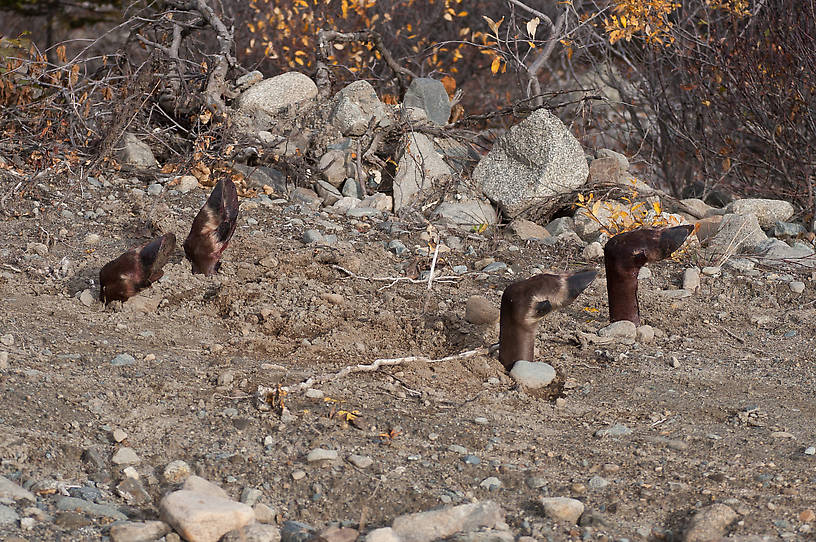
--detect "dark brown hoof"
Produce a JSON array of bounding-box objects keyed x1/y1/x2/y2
[
  {"x1": 184, "y1": 178, "x2": 239, "y2": 275},
  {"x1": 603, "y1": 225, "x2": 693, "y2": 325},
  {"x1": 499, "y1": 268, "x2": 597, "y2": 370},
  {"x1": 100, "y1": 233, "x2": 176, "y2": 303}
]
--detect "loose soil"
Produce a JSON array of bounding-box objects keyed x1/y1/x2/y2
[{"x1": 0, "y1": 176, "x2": 814, "y2": 541}]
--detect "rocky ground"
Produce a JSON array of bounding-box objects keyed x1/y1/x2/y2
[{"x1": 0, "y1": 173, "x2": 815, "y2": 542}]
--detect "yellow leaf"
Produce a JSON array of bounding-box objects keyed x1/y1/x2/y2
[
  {"x1": 591, "y1": 200, "x2": 601, "y2": 215},
  {"x1": 652, "y1": 201, "x2": 661, "y2": 215},
  {"x1": 482, "y1": 15, "x2": 503, "y2": 36},
  {"x1": 577, "y1": 193, "x2": 585, "y2": 203},
  {"x1": 526, "y1": 17, "x2": 540, "y2": 38},
  {"x1": 490, "y1": 56, "x2": 501, "y2": 74}
]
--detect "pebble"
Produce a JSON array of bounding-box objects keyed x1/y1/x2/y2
[
  {"x1": 598, "y1": 320, "x2": 637, "y2": 339},
  {"x1": 636, "y1": 325, "x2": 655, "y2": 343},
  {"x1": 259, "y1": 255, "x2": 279, "y2": 269},
  {"x1": 540, "y1": 497, "x2": 584, "y2": 524},
  {"x1": 306, "y1": 448, "x2": 338, "y2": 462},
  {"x1": 348, "y1": 454, "x2": 374, "y2": 469},
  {"x1": 0, "y1": 334, "x2": 14, "y2": 346},
  {"x1": 0, "y1": 475, "x2": 35, "y2": 502},
  {"x1": 595, "y1": 424, "x2": 633, "y2": 437},
  {"x1": 464, "y1": 296, "x2": 499, "y2": 325},
  {"x1": 159, "y1": 490, "x2": 255, "y2": 542},
  {"x1": 292, "y1": 470, "x2": 306, "y2": 480},
  {"x1": 117, "y1": 477, "x2": 151, "y2": 505},
  {"x1": 790, "y1": 281, "x2": 806, "y2": 293},
  {"x1": 474, "y1": 417, "x2": 489, "y2": 425},
  {"x1": 56, "y1": 496, "x2": 127, "y2": 520},
  {"x1": 588, "y1": 475, "x2": 609, "y2": 489},
  {"x1": 183, "y1": 476, "x2": 229, "y2": 498},
  {"x1": 217, "y1": 370, "x2": 235, "y2": 387},
  {"x1": 701, "y1": 266, "x2": 721, "y2": 276},
  {"x1": 281, "y1": 520, "x2": 316, "y2": 542},
  {"x1": 164, "y1": 460, "x2": 192, "y2": 483},
  {"x1": 448, "y1": 444, "x2": 467, "y2": 454},
  {"x1": 305, "y1": 388, "x2": 324, "y2": 399},
  {"x1": 111, "y1": 353, "x2": 136, "y2": 366},
  {"x1": 391, "y1": 501, "x2": 504, "y2": 542},
  {"x1": 388, "y1": 240, "x2": 408, "y2": 255},
  {"x1": 804, "y1": 446, "x2": 815, "y2": 455},
  {"x1": 0, "y1": 350, "x2": 7, "y2": 370},
  {"x1": 320, "y1": 292, "x2": 344, "y2": 305},
  {"x1": 122, "y1": 466, "x2": 139, "y2": 479},
  {"x1": 112, "y1": 447, "x2": 141, "y2": 465},
  {"x1": 452, "y1": 265, "x2": 468, "y2": 275},
  {"x1": 637, "y1": 267, "x2": 651, "y2": 280},
  {"x1": 79, "y1": 289, "x2": 95, "y2": 306},
  {"x1": 683, "y1": 504, "x2": 737, "y2": 542},
  {"x1": 147, "y1": 183, "x2": 163, "y2": 196},
  {"x1": 0, "y1": 503, "x2": 20, "y2": 525},
  {"x1": 112, "y1": 428, "x2": 128, "y2": 442},
  {"x1": 109, "y1": 520, "x2": 172, "y2": 542},
  {"x1": 479, "y1": 477, "x2": 501, "y2": 490},
  {"x1": 482, "y1": 262, "x2": 507, "y2": 273},
  {"x1": 85, "y1": 233, "x2": 101, "y2": 245},
  {"x1": 582, "y1": 242, "x2": 604, "y2": 260},
  {"x1": 175, "y1": 175, "x2": 199, "y2": 193},
  {"x1": 683, "y1": 268, "x2": 701, "y2": 291},
  {"x1": 221, "y1": 523, "x2": 282, "y2": 542},
  {"x1": 463, "y1": 455, "x2": 481, "y2": 465},
  {"x1": 241, "y1": 487, "x2": 263, "y2": 506},
  {"x1": 303, "y1": 229, "x2": 324, "y2": 244},
  {"x1": 365, "y1": 527, "x2": 400, "y2": 542},
  {"x1": 254, "y1": 502, "x2": 277, "y2": 524},
  {"x1": 800, "y1": 509, "x2": 815, "y2": 522},
  {"x1": 509, "y1": 360, "x2": 556, "y2": 388}
]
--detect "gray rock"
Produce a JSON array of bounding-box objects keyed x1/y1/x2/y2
[
  {"x1": 433, "y1": 199, "x2": 498, "y2": 227},
  {"x1": 474, "y1": 109, "x2": 588, "y2": 217},
  {"x1": 361, "y1": 193, "x2": 393, "y2": 212},
  {"x1": 235, "y1": 70, "x2": 264, "y2": 90},
  {"x1": 56, "y1": 496, "x2": 127, "y2": 520},
  {"x1": 479, "y1": 477, "x2": 501, "y2": 490},
  {"x1": 595, "y1": 424, "x2": 633, "y2": 437},
  {"x1": 303, "y1": 230, "x2": 324, "y2": 244},
  {"x1": 117, "y1": 133, "x2": 158, "y2": 168},
  {"x1": 159, "y1": 490, "x2": 255, "y2": 542},
  {"x1": 233, "y1": 164, "x2": 287, "y2": 195},
  {"x1": 482, "y1": 262, "x2": 507, "y2": 273},
  {"x1": 331, "y1": 80, "x2": 394, "y2": 135},
  {"x1": 596, "y1": 148, "x2": 629, "y2": 171},
  {"x1": 280, "y1": 520, "x2": 316, "y2": 542},
  {"x1": 236, "y1": 72, "x2": 317, "y2": 127},
  {"x1": 306, "y1": 448, "x2": 338, "y2": 462},
  {"x1": 346, "y1": 207, "x2": 381, "y2": 218},
  {"x1": 773, "y1": 221, "x2": 805, "y2": 238},
  {"x1": 365, "y1": 527, "x2": 400, "y2": 542},
  {"x1": 182, "y1": 475, "x2": 229, "y2": 499},
  {"x1": 683, "y1": 267, "x2": 701, "y2": 291},
  {"x1": 163, "y1": 460, "x2": 192, "y2": 484},
  {"x1": 328, "y1": 196, "x2": 359, "y2": 214},
  {"x1": 0, "y1": 350, "x2": 7, "y2": 370},
  {"x1": 348, "y1": 454, "x2": 374, "y2": 469},
  {"x1": 598, "y1": 320, "x2": 637, "y2": 339},
  {"x1": 804, "y1": 446, "x2": 815, "y2": 455},
  {"x1": 636, "y1": 325, "x2": 655, "y2": 343},
  {"x1": 222, "y1": 523, "x2": 282, "y2": 542},
  {"x1": 0, "y1": 503, "x2": 19, "y2": 525},
  {"x1": 111, "y1": 353, "x2": 136, "y2": 366},
  {"x1": 583, "y1": 241, "x2": 604, "y2": 260},
  {"x1": 540, "y1": 497, "x2": 584, "y2": 524},
  {"x1": 112, "y1": 447, "x2": 140, "y2": 465},
  {"x1": 388, "y1": 240, "x2": 408, "y2": 255},
  {"x1": 109, "y1": 520, "x2": 171, "y2": 542},
  {"x1": 0, "y1": 474, "x2": 36, "y2": 502},
  {"x1": 706, "y1": 213, "x2": 768, "y2": 255},
  {"x1": 588, "y1": 475, "x2": 609, "y2": 489},
  {"x1": 341, "y1": 178, "x2": 361, "y2": 199},
  {"x1": 545, "y1": 217, "x2": 575, "y2": 236},
  {"x1": 701, "y1": 266, "x2": 721, "y2": 276},
  {"x1": 726, "y1": 199, "x2": 794, "y2": 229},
  {"x1": 403, "y1": 78, "x2": 451, "y2": 125},
  {"x1": 318, "y1": 150, "x2": 349, "y2": 187},
  {"x1": 314, "y1": 180, "x2": 343, "y2": 205},
  {"x1": 147, "y1": 183, "x2": 163, "y2": 196},
  {"x1": 683, "y1": 504, "x2": 737, "y2": 542},
  {"x1": 509, "y1": 361, "x2": 556, "y2": 388},
  {"x1": 724, "y1": 258, "x2": 755, "y2": 272},
  {"x1": 254, "y1": 502, "x2": 277, "y2": 524},
  {"x1": 789, "y1": 281, "x2": 806, "y2": 293},
  {"x1": 391, "y1": 501, "x2": 504, "y2": 542},
  {"x1": 241, "y1": 487, "x2": 263, "y2": 506},
  {"x1": 464, "y1": 296, "x2": 499, "y2": 325},
  {"x1": 393, "y1": 133, "x2": 452, "y2": 211},
  {"x1": 588, "y1": 157, "x2": 625, "y2": 184},
  {"x1": 117, "y1": 477, "x2": 151, "y2": 505},
  {"x1": 508, "y1": 218, "x2": 549, "y2": 240},
  {"x1": 637, "y1": 266, "x2": 652, "y2": 280},
  {"x1": 753, "y1": 238, "x2": 815, "y2": 267}
]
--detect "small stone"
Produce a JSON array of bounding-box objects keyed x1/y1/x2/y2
[
  {"x1": 241, "y1": 487, "x2": 263, "y2": 506},
  {"x1": 683, "y1": 268, "x2": 701, "y2": 291},
  {"x1": 291, "y1": 470, "x2": 306, "y2": 481},
  {"x1": 509, "y1": 360, "x2": 556, "y2": 388},
  {"x1": 388, "y1": 239, "x2": 408, "y2": 255},
  {"x1": 479, "y1": 477, "x2": 501, "y2": 490},
  {"x1": 163, "y1": 460, "x2": 192, "y2": 484},
  {"x1": 306, "y1": 448, "x2": 338, "y2": 462},
  {"x1": 800, "y1": 509, "x2": 815, "y2": 523},
  {"x1": 85, "y1": 233, "x2": 101, "y2": 245},
  {"x1": 701, "y1": 266, "x2": 721, "y2": 276},
  {"x1": 116, "y1": 477, "x2": 151, "y2": 505},
  {"x1": 222, "y1": 523, "x2": 282, "y2": 542},
  {"x1": 147, "y1": 183, "x2": 163, "y2": 196},
  {"x1": 112, "y1": 447, "x2": 141, "y2": 465},
  {"x1": 112, "y1": 428, "x2": 128, "y2": 443},
  {"x1": 56, "y1": 496, "x2": 127, "y2": 520},
  {"x1": 0, "y1": 351, "x2": 8, "y2": 370},
  {"x1": 182, "y1": 475, "x2": 229, "y2": 498},
  {"x1": 465, "y1": 295, "x2": 499, "y2": 325},
  {"x1": 448, "y1": 444, "x2": 467, "y2": 454},
  {"x1": 366, "y1": 527, "x2": 400, "y2": 542},
  {"x1": 790, "y1": 281, "x2": 806, "y2": 294},
  {"x1": 318, "y1": 526, "x2": 358, "y2": 542},
  {"x1": 595, "y1": 424, "x2": 633, "y2": 437},
  {"x1": 280, "y1": 520, "x2": 316, "y2": 542},
  {"x1": 159, "y1": 490, "x2": 255, "y2": 542},
  {"x1": 175, "y1": 175, "x2": 199, "y2": 193},
  {"x1": 804, "y1": 446, "x2": 815, "y2": 456},
  {"x1": 122, "y1": 466, "x2": 139, "y2": 479},
  {"x1": 0, "y1": 475, "x2": 36, "y2": 502},
  {"x1": 508, "y1": 218, "x2": 549, "y2": 240},
  {"x1": 303, "y1": 229, "x2": 324, "y2": 244},
  {"x1": 304, "y1": 388, "x2": 324, "y2": 399},
  {"x1": 391, "y1": 501, "x2": 504, "y2": 542},
  {"x1": 482, "y1": 262, "x2": 507, "y2": 273},
  {"x1": 684, "y1": 504, "x2": 737, "y2": 542},
  {"x1": 254, "y1": 502, "x2": 277, "y2": 524},
  {"x1": 348, "y1": 454, "x2": 374, "y2": 469},
  {"x1": 636, "y1": 325, "x2": 655, "y2": 343},
  {"x1": 598, "y1": 320, "x2": 637, "y2": 339},
  {"x1": 80, "y1": 289, "x2": 95, "y2": 307},
  {"x1": 638, "y1": 267, "x2": 652, "y2": 280},
  {"x1": 20, "y1": 516, "x2": 35, "y2": 530},
  {"x1": 0, "y1": 334, "x2": 13, "y2": 346},
  {"x1": 217, "y1": 370, "x2": 235, "y2": 387},
  {"x1": 588, "y1": 475, "x2": 609, "y2": 489},
  {"x1": 540, "y1": 497, "x2": 584, "y2": 524},
  {"x1": 110, "y1": 520, "x2": 172, "y2": 542},
  {"x1": 463, "y1": 455, "x2": 481, "y2": 465},
  {"x1": 474, "y1": 417, "x2": 489, "y2": 425},
  {"x1": 320, "y1": 292, "x2": 344, "y2": 305},
  {"x1": 111, "y1": 353, "x2": 136, "y2": 366},
  {"x1": 583, "y1": 242, "x2": 604, "y2": 260},
  {"x1": 259, "y1": 255, "x2": 279, "y2": 269}
]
